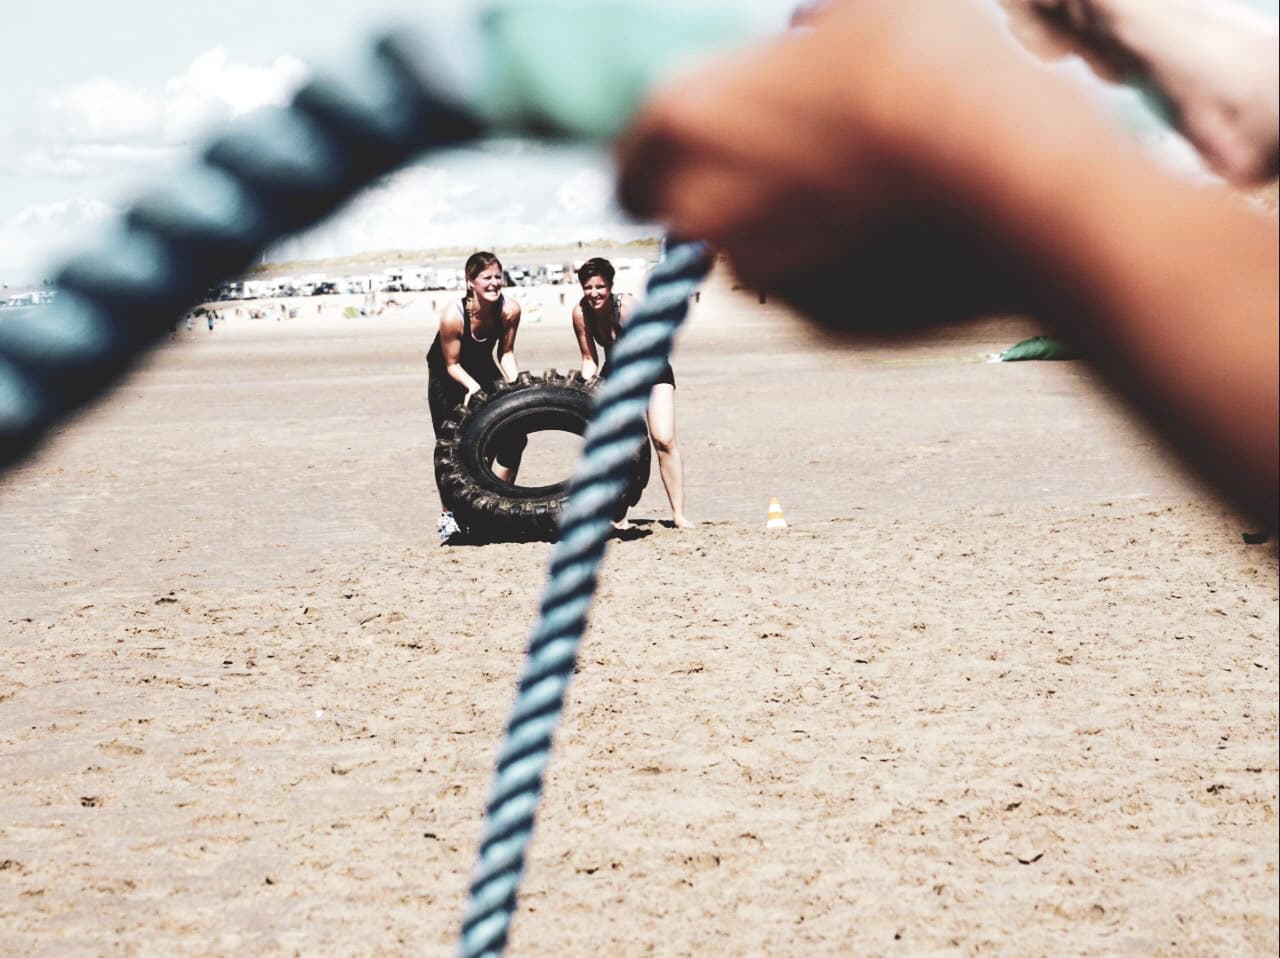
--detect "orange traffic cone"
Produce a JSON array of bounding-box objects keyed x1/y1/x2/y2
[{"x1": 766, "y1": 497, "x2": 788, "y2": 530}]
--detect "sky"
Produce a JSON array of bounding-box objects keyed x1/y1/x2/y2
[
  {"x1": 0, "y1": 0, "x2": 794, "y2": 285},
  {"x1": 1, "y1": 0, "x2": 1274, "y2": 286}
]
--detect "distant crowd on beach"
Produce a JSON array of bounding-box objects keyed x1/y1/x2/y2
[{"x1": 174, "y1": 301, "x2": 299, "y2": 333}]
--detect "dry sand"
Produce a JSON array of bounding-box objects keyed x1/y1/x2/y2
[{"x1": 1, "y1": 275, "x2": 1276, "y2": 955}]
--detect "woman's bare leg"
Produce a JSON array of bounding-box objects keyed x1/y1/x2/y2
[
  {"x1": 491, "y1": 444, "x2": 523, "y2": 484},
  {"x1": 647, "y1": 383, "x2": 693, "y2": 528}
]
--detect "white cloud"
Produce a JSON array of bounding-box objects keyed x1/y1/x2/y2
[
  {"x1": 554, "y1": 167, "x2": 613, "y2": 217},
  {"x1": 11, "y1": 144, "x2": 185, "y2": 179},
  {"x1": 0, "y1": 199, "x2": 117, "y2": 283},
  {"x1": 6, "y1": 48, "x2": 308, "y2": 180},
  {"x1": 36, "y1": 78, "x2": 160, "y2": 143},
  {"x1": 268, "y1": 148, "x2": 651, "y2": 263},
  {"x1": 8, "y1": 198, "x2": 115, "y2": 228},
  {"x1": 162, "y1": 48, "x2": 309, "y2": 141}
]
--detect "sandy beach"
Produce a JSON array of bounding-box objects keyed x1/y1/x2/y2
[{"x1": 1, "y1": 273, "x2": 1276, "y2": 955}]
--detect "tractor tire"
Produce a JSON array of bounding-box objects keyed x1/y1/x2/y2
[{"x1": 434, "y1": 370, "x2": 650, "y2": 542}]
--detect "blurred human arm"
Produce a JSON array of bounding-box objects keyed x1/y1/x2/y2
[
  {"x1": 1006, "y1": 0, "x2": 1280, "y2": 184},
  {"x1": 616, "y1": 0, "x2": 1277, "y2": 525}
]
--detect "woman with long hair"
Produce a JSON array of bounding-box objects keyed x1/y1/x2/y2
[{"x1": 426, "y1": 251, "x2": 525, "y2": 543}]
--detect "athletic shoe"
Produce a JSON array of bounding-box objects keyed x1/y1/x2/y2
[{"x1": 438, "y1": 510, "x2": 462, "y2": 545}]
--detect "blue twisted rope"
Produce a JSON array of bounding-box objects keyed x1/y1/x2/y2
[{"x1": 458, "y1": 239, "x2": 711, "y2": 957}]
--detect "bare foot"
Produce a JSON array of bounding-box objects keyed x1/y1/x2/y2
[
  {"x1": 612, "y1": 519, "x2": 635, "y2": 532},
  {"x1": 671, "y1": 515, "x2": 697, "y2": 530},
  {"x1": 1016, "y1": 0, "x2": 1279, "y2": 183}
]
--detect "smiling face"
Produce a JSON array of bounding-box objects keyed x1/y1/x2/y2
[
  {"x1": 581, "y1": 274, "x2": 612, "y2": 313},
  {"x1": 469, "y1": 262, "x2": 504, "y2": 304}
]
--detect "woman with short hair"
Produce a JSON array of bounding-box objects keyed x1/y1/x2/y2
[{"x1": 571, "y1": 256, "x2": 693, "y2": 529}]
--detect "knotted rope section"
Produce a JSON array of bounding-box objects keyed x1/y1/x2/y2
[{"x1": 0, "y1": 4, "x2": 753, "y2": 957}]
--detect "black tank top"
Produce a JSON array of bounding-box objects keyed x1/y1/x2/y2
[
  {"x1": 427, "y1": 296, "x2": 502, "y2": 384},
  {"x1": 587, "y1": 294, "x2": 624, "y2": 370}
]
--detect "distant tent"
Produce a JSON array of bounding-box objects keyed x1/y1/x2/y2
[{"x1": 1000, "y1": 334, "x2": 1080, "y2": 362}]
